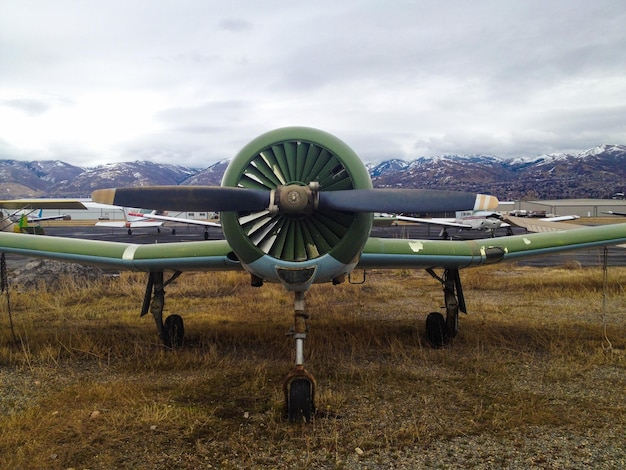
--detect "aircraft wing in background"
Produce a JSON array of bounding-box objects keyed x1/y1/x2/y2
[{"x1": 127, "y1": 211, "x2": 220, "y2": 240}]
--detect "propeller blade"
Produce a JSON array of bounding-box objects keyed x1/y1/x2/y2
[
  {"x1": 318, "y1": 189, "x2": 498, "y2": 213},
  {"x1": 91, "y1": 186, "x2": 270, "y2": 212}
]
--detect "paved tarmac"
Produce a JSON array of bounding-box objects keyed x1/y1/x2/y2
[{"x1": 3, "y1": 221, "x2": 626, "y2": 269}]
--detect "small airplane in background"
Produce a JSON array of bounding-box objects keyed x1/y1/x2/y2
[
  {"x1": 93, "y1": 205, "x2": 221, "y2": 238},
  {"x1": 0, "y1": 198, "x2": 88, "y2": 233},
  {"x1": 393, "y1": 210, "x2": 509, "y2": 238},
  {"x1": 10, "y1": 208, "x2": 72, "y2": 223},
  {"x1": 383, "y1": 210, "x2": 580, "y2": 238},
  {"x1": 127, "y1": 210, "x2": 220, "y2": 240},
  {"x1": 94, "y1": 206, "x2": 166, "y2": 235},
  {"x1": 602, "y1": 211, "x2": 626, "y2": 217}
]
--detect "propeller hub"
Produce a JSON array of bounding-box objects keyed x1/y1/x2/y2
[{"x1": 270, "y1": 183, "x2": 319, "y2": 216}]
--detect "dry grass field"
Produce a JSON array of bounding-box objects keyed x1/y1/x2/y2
[{"x1": 0, "y1": 264, "x2": 625, "y2": 468}]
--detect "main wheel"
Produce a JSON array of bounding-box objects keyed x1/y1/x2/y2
[
  {"x1": 425, "y1": 312, "x2": 448, "y2": 348},
  {"x1": 163, "y1": 314, "x2": 185, "y2": 348}
]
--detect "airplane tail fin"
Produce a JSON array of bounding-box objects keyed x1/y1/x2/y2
[{"x1": 473, "y1": 194, "x2": 499, "y2": 211}]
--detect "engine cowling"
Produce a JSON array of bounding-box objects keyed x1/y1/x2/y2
[{"x1": 220, "y1": 127, "x2": 373, "y2": 290}]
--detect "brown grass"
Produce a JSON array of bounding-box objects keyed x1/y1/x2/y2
[{"x1": 0, "y1": 265, "x2": 625, "y2": 468}]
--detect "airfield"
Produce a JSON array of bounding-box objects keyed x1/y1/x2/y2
[{"x1": 1, "y1": 219, "x2": 626, "y2": 467}]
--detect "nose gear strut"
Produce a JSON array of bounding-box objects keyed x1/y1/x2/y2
[{"x1": 283, "y1": 291, "x2": 316, "y2": 422}]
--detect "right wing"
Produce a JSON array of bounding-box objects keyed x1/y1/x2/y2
[
  {"x1": 395, "y1": 215, "x2": 472, "y2": 229},
  {"x1": 502, "y1": 215, "x2": 585, "y2": 233}
]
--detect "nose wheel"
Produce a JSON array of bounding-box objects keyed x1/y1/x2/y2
[{"x1": 283, "y1": 291, "x2": 316, "y2": 422}]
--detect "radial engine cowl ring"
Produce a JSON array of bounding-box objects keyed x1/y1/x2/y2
[{"x1": 220, "y1": 127, "x2": 373, "y2": 267}]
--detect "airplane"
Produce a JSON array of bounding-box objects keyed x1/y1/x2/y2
[
  {"x1": 94, "y1": 206, "x2": 166, "y2": 235},
  {"x1": 1, "y1": 126, "x2": 626, "y2": 423},
  {"x1": 393, "y1": 210, "x2": 508, "y2": 238},
  {"x1": 126, "y1": 210, "x2": 221, "y2": 240},
  {"x1": 382, "y1": 211, "x2": 580, "y2": 239},
  {"x1": 0, "y1": 198, "x2": 88, "y2": 233},
  {"x1": 8, "y1": 208, "x2": 72, "y2": 223},
  {"x1": 602, "y1": 211, "x2": 626, "y2": 217}
]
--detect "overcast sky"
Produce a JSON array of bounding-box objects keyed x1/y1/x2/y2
[{"x1": 1, "y1": 0, "x2": 625, "y2": 168}]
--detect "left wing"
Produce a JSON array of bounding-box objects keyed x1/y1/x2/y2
[{"x1": 358, "y1": 223, "x2": 626, "y2": 269}]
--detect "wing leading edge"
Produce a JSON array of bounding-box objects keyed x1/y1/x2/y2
[
  {"x1": 358, "y1": 223, "x2": 626, "y2": 269},
  {"x1": 0, "y1": 232, "x2": 240, "y2": 272}
]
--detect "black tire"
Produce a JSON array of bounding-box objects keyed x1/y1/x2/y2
[
  {"x1": 204, "y1": 231, "x2": 209, "y2": 240},
  {"x1": 426, "y1": 312, "x2": 448, "y2": 348},
  {"x1": 171, "y1": 228, "x2": 176, "y2": 235},
  {"x1": 287, "y1": 377, "x2": 313, "y2": 423},
  {"x1": 163, "y1": 314, "x2": 184, "y2": 348}
]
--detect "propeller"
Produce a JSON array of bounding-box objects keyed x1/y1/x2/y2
[
  {"x1": 91, "y1": 185, "x2": 498, "y2": 215},
  {"x1": 91, "y1": 187, "x2": 270, "y2": 213},
  {"x1": 318, "y1": 189, "x2": 498, "y2": 213}
]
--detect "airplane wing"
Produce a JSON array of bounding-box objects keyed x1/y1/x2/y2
[
  {"x1": 95, "y1": 220, "x2": 164, "y2": 229},
  {"x1": 2, "y1": 222, "x2": 623, "y2": 273},
  {"x1": 127, "y1": 211, "x2": 221, "y2": 228},
  {"x1": 29, "y1": 214, "x2": 71, "y2": 222},
  {"x1": 395, "y1": 215, "x2": 473, "y2": 229},
  {"x1": 0, "y1": 198, "x2": 88, "y2": 210},
  {"x1": 0, "y1": 231, "x2": 239, "y2": 272},
  {"x1": 358, "y1": 223, "x2": 626, "y2": 269},
  {"x1": 502, "y1": 215, "x2": 585, "y2": 233}
]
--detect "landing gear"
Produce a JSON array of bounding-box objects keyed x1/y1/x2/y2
[
  {"x1": 283, "y1": 291, "x2": 316, "y2": 422},
  {"x1": 425, "y1": 268, "x2": 465, "y2": 347},
  {"x1": 204, "y1": 230, "x2": 209, "y2": 240},
  {"x1": 425, "y1": 312, "x2": 447, "y2": 348},
  {"x1": 142, "y1": 271, "x2": 184, "y2": 347},
  {"x1": 163, "y1": 314, "x2": 184, "y2": 348}
]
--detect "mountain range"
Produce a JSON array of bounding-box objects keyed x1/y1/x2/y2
[{"x1": 1, "y1": 144, "x2": 625, "y2": 201}]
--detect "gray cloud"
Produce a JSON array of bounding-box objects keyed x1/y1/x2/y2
[{"x1": 0, "y1": 0, "x2": 625, "y2": 167}]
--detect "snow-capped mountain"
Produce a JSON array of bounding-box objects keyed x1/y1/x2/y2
[{"x1": 0, "y1": 144, "x2": 624, "y2": 200}]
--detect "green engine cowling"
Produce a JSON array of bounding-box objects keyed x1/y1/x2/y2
[{"x1": 220, "y1": 127, "x2": 373, "y2": 290}]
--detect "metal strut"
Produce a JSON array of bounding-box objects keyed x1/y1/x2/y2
[
  {"x1": 141, "y1": 271, "x2": 182, "y2": 339},
  {"x1": 284, "y1": 290, "x2": 316, "y2": 422}
]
